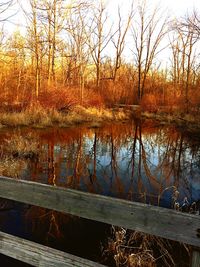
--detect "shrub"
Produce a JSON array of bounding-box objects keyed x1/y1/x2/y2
[
  {"x1": 103, "y1": 226, "x2": 184, "y2": 267},
  {"x1": 38, "y1": 88, "x2": 77, "y2": 112},
  {"x1": 140, "y1": 94, "x2": 158, "y2": 113},
  {"x1": 0, "y1": 157, "x2": 27, "y2": 178},
  {"x1": 82, "y1": 90, "x2": 104, "y2": 108}
]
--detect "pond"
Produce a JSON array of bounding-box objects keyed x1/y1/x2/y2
[{"x1": 0, "y1": 120, "x2": 199, "y2": 266}]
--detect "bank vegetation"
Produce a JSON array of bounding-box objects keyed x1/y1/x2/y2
[{"x1": 0, "y1": 0, "x2": 199, "y2": 128}]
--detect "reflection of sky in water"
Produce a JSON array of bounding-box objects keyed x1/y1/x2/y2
[
  {"x1": 18, "y1": 125, "x2": 200, "y2": 210},
  {"x1": 1, "y1": 124, "x2": 199, "y2": 267}
]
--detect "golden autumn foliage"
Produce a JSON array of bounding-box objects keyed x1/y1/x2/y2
[{"x1": 0, "y1": 0, "x2": 199, "y2": 121}]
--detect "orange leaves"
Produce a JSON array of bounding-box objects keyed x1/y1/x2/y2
[
  {"x1": 140, "y1": 94, "x2": 158, "y2": 113},
  {"x1": 83, "y1": 91, "x2": 104, "y2": 108},
  {"x1": 38, "y1": 88, "x2": 78, "y2": 112}
]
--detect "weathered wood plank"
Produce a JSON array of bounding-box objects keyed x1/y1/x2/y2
[
  {"x1": 0, "y1": 231, "x2": 106, "y2": 267},
  {"x1": 0, "y1": 176, "x2": 200, "y2": 247},
  {"x1": 191, "y1": 250, "x2": 200, "y2": 267}
]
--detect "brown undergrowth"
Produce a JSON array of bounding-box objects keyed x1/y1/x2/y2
[
  {"x1": 0, "y1": 105, "x2": 130, "y2": 128},
  {"x1": 0, "y1": 157, "x2": 27, "y2": 178},
  {"x1": 102, "y1": 226, "x2": 181, "y2": 267},
  {"x1": 3, "y1": 131, "x2": 39, "y2": 158},
  {"x1": 0, "y1": 131, "x2": 40, "y2": 178},
  {"x1": 102, "y1": 186, "x2": 198, "y2": 267}
]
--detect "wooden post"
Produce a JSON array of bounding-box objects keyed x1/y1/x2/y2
[{"x1": 191, "y1": 249, "x2": 200, "y2": 267}]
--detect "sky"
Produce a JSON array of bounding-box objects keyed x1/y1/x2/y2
[
  {"x1": 4, "y1": 0, "x2": 200, "y2": 24},
  {"x1": 1, "y1": 0, "x2": 200, "y2": 67},
  {"x1": 3, "y1": 0, "x2": 200, "y2": 33},
  {"x1": 153, "y1": 0, "x2": 199, "y2": 15},
  {"x1": 105, "y1": 0, "x2": 200, "y2": 65},
  {"x1": 107, "y1": 0, "x2": 199, "y2": 15}
]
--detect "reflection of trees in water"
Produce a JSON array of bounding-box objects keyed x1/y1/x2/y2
[
  {"x1": 24, "y1": 123, "x2": 200, "y2": 205},
  {"x1": 141, "y1": 126, "x2": 200, "y2": 204},
  {"x1": 25, "y1": 206, "x2": 76, "y2": 244},
  {"x1": 23, "y1": 204, "x2": 110, "y2": 264}
]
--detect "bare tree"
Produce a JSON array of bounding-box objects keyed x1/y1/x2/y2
[
  {"x1": 7, "y1": 30, "x2": 26, "y2": 102},
  {"x1": 183, "y1": 10, "x2": 200, "y2": 38},
  {"x1": 35, "y1": 0, "x2": 66, "y2": 85},
  {"x1": 20, "y1": 0, "x2": 42, "y2": 98},
  {"x1": 0, "y1": 0, "x2": 15, "y2": 22},
  {"x1": 170, "y1": 17, "x2": 199, "y2": 110},
  {"x1": 131, "y1": 0, "x2": 169, "y2": 102},
  {"x1": 31, "y1": 0, "x2": 40, "y2": 97},
  {"x1": 169, "y1": 34, "x2": 181, "y2": 93},
  {"x1": 65, "y1": 2, "x2": 91, "y2": 102},
  {"x1": 86, "y1": 0, "x2": 113, "y2": 89},
  {"x1": 112, "y1": 5, "x2": 134, "y2": 82}
]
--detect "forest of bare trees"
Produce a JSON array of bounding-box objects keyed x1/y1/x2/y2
[{"x1": 0, "y1": 0, "x2": 200, "y2": 113}]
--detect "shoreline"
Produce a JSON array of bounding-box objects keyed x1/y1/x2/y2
[
  {"x1": 0, "y1": 106, "x2": 130, "y2": 129},
  {"x1": 141, "y1": 111, "x2": 200, "y2": 132},
  {"x1": 0, "y1": 105, "x2": 199, "y2": 133}
]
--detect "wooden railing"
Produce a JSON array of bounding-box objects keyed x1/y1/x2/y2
[{"x1": 0, "y1": 176, "x2": 199, "y2": 266}]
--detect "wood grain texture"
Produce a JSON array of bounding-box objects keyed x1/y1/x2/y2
[
  {"x1": 0, "y1": 231, "x2": 106, "y2": 267},
  {"x1": 191, "y1": 250, "x2": 200, "y2": 267},
  {"x1": 0, "y1": 176, "x2": 200, "y2": 247}
]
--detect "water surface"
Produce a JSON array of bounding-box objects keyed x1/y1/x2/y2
[{"x1": 0, "y1": 120, "x2": 199, "y2": 266}]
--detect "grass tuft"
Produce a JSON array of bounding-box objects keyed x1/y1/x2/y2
[
  {"x1": 3, "y1": 131, "x2": 39, "y2": 158},
  {"x1": 0, "y1": 157, "x2": 27, "y2": 178},
  {"x1": 0, "y1": 105, "x2": 130, "y2": 128}
]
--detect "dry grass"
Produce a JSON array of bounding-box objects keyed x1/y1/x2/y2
[
  {"x1": 0, "y1": 112, "x2": 29, "y2": 126},
  {"x1": 103, "y1": 186, "x2": 195, "y2": 267},
  {"x1": 69, "y1": 106, "x2": 129, "y2": 122},
  {"x1": 0, "y1": 157, "x2": 27, "y2": 178},
  {"x1": 0, "y1": 131, "x2": 39, "y2": 178},
  {"x1": 0, "y1": 105, "x2": 130, "y2": 128},
  {"x1": 103, "y1": 226, "x2": 184, "y2": 267},
  {"x1": 3, "y1": 131, "x2": 39, "y2": 158},
  {"x1": 142, "y1": 109, "x2": 200, "y2": 128}
]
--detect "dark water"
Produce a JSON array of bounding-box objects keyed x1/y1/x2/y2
[{"x1": 0, "y1": 120, "x2": 199, "y2": 266}]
